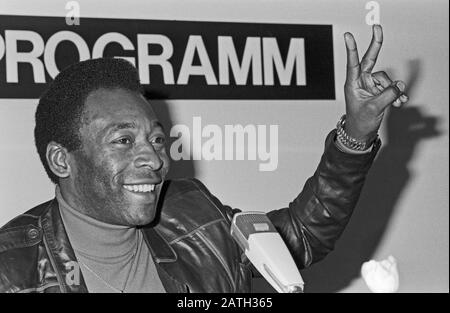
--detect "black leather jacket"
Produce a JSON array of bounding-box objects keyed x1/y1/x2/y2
[{"x1": 0, "y1": 131, "x2": 380, "y2": 293}]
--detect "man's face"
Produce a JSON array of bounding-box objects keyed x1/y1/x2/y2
[{"x1": 63, "y1": 88, "x2": 170, "y2": 226}]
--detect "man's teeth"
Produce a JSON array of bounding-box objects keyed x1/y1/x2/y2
[{"x1": 123, "y1": 184, "x2": 155, "y2": 193}]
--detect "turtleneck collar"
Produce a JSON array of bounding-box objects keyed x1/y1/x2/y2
[{"x1": 56, "y1": 186, "x2": 139, "y2": 263}]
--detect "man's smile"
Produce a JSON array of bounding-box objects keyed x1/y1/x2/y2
[
  {"x1": 121, "y1": 182, "x2": 160, "y2": 206},
  {"x1": 123, "y1": 183, "x2": 156, "y2": 193}
]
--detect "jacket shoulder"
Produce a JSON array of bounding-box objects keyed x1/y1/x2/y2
[
  {"x1": 156, "y1": 178, "x2": 234, "y2": 242},
  {"x1": 0, "y1": 200, "x2": 54, "y2": 254},
  {"x1": 0, "y1": 200, "x2": 56, "y2": 292}
]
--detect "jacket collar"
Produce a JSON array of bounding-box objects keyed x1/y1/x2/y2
[
  {"x1": 39, "y1": 199, "x2": 88, "y2": 293},
  {"x1": 140, "y1": 226, "x2": 177, "y2": 263}
]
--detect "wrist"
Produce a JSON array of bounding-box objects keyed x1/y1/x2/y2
[
  {"x1": 336, "y1": 115, "x2": 378, "y2": 151},
  {"x1": 344, "y1": 116, "x2": 378, "y2": 143},
  {"x1": 335, "y1": 134, "x2": 373, "y2": 154}
]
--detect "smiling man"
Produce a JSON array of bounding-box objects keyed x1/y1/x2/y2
[
  {"x1": 0, "y1": 25, "x2": 407, "y2": 293},
  {"x1": 57, "y1": 88, "x2": 169, "y2": 227}
]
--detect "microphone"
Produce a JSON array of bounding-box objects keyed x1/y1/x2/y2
[{"x1": 230, "y1": 211, "x2": 305, "y2": 293}]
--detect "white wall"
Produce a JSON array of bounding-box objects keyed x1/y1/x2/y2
[{"x1": 0, "y1": 0, "x2": 448, "y2": 292}]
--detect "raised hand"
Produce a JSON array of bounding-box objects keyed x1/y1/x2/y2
[{"x1": 343, "y1": 24, "x2": 408, "y2": 143}]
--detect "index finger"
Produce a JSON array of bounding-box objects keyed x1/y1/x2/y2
[
  {"x1": 361, "y1": 24, "x2": 383, "y2": 73},
  {"x1": 344, "y1": 32, "x2": 360, "y2": 82}
]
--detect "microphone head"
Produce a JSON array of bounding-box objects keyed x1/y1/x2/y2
[
  {"x1": 231, "y1": 211, "x2": 304, "y2": 293},
  {"x1": 230, "y1": 211, "x2": 277, "y2": 251}
]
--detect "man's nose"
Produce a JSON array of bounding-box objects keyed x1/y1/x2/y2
[{"x1": 134, "y1": 144, "x2": 164, "y2": 171}]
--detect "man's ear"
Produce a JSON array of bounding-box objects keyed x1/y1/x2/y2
[{"x1": 46, "y1": 141, "x2": 72, "y2": 179}]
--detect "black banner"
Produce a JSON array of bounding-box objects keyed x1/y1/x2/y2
[{"x1": 0, "y1": 15, "x2": 335, "y2": 100}]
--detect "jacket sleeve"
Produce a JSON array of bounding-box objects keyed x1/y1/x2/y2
[{"x1": 266, "y1": 129, "x2": 381, "y2": 269}]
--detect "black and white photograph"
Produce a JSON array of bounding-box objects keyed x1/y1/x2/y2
[{"x1": 0, "y1": 0, "x2": 448, "y2": 296}]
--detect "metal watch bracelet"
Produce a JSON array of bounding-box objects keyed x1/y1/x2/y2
[{"x1": 336, "y1": 115, "x2": 376, "y2": 151}]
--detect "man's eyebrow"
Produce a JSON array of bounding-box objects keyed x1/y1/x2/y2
[
  {"x1": 151, "y1": 121, "x2": 165, "y2": 132},
  {"x1": 104, "y1": 121, "x2": 165, "y2": 135},
  {"x1": 106, "y1": 122, "x2": 137, "y2": 133}
]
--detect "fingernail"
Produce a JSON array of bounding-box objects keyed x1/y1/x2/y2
[
  {"x1": 400, "y1": 94, "x2": 409, "y2": 102},
  {"x1": 396, "y1": 81, "x2": 405, "y2": 92}
]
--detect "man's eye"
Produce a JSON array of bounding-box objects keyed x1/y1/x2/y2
[
  {"x1": 151, "y1": 136, "x2": 166, "y2": 145},
  {"x1": 114, "y1": 137, "x2": 132, "y2": 145}
]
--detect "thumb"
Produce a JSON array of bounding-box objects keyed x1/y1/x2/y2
[{"x1": 372, "y1": 81, "x2": 405, "y2": 109}]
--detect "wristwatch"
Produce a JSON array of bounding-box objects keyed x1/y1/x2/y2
[{"x1": 336, "y1": 115, "x2": 377, "y2": 151}]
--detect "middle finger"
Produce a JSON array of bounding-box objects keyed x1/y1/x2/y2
[{"x1": 361, "y1": 24, "x2": 383, "y2": 73}]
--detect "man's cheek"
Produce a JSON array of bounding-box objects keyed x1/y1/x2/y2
[
  {"x1": 98, "y1": 155, "x2": 122, "y2": 182},
  {"x1": 73, "y1": 154, "x2": 97, "y2": 185},
  {"x1": 160, "y1": 151, "x2": 171, "y2": 175}
]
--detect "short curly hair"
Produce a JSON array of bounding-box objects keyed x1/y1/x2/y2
[{"x1": 34, "y1": 58, "x2": 142, "y2": 184}]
